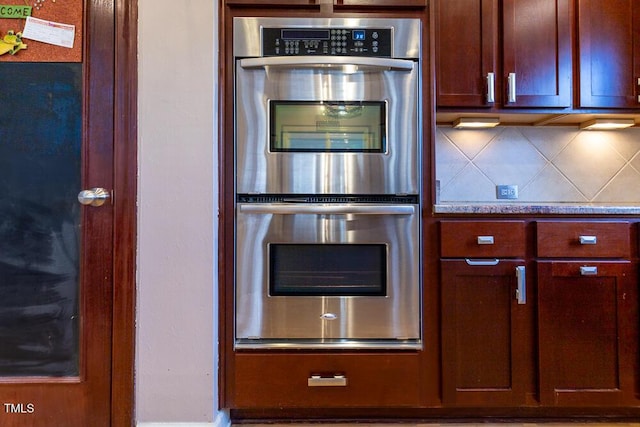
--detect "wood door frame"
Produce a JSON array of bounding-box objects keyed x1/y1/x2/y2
[{"x1": 111, "y1": 0, "x2": 137, "y2": 426}]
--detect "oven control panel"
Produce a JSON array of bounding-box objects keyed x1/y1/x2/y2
[{"x1": 262, "y1": 27, "x2": 392, "y2": 57}]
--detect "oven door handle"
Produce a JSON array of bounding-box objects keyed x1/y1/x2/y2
[
  {"x1": 239, "y1": 56, "x2": 415, "y2": 72},
  {"x1": 238, "y1": 204, "x2": 416, "y2": 215}
]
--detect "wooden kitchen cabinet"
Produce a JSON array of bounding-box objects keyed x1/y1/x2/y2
[
  {"x1": 440, "y1": 221, "x2": 534, "y2": 406},
  {"x1": 434, "y1": 0, "x2": 499, "y2": 107},
  {"x1": 536, "y1": 221, "x2": 638, "y2": 406},
  {"x1": 577, "y1": 0, "x2": 640, "y2": 108},
  {"x1": 441, "y1": 259, "x2": 533, "y2": 406},
  {"x1": 537, "y1": 261, "x2": 638, "y2": 406},
  {"x1": 435, "y1": 0, "x2": 572, "y2": 108}
]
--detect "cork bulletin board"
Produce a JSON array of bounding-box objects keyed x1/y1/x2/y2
[{"x1": 0, "y1": 0, "x2": 83, "y2": 62}]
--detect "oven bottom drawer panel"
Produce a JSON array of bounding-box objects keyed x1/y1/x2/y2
[{"x1": 232, "y1": 353, "x2": 422, "y2": 408}]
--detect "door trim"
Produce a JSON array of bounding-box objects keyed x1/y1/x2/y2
[{"x1": 112, "y1": 0, "x2": 137, "y2": 426}]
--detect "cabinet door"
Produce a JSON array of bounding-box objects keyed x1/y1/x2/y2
[
  {"x1": 578, "y1": 0, "x2": 640, "y2": 108},
  {"x1": 441, "y1": 260, "x2": 532, "y2": 406},
  {"x1": 538, "y1": 261, "x2": 639, "y2": 406},
  {"x1": 435, "y1": 0, "x2": 499, "y2": 107},
  {"x1": 502, "y1": 0, "x2": 572, "y2": 107}
]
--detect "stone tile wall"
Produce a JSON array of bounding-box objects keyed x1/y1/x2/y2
[{"x1": 435, "y1": 126, "x2": 640, "y2": 203}]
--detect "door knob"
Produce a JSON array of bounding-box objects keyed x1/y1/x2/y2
[{"x1": 77, "y1": 188, "x2": 111, "y2": 207}]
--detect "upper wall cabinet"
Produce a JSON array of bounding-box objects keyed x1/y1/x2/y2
[
  {"x1": 578, "y1": 0, "x2": 640, "y2": 108},
  {"x1": 434, "y1": 0, "x2": 499, "y2": 107},
  {"x1": 435, "y1": 0, "x2": 572, "y2": 109}
]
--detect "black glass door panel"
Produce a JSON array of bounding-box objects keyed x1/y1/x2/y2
[
  {"x1": 0, "y1": 63, "x2": 82, "y2": 377},
  {"x1": 269, "y1": 244, "x2": 387, "y2": 296}
]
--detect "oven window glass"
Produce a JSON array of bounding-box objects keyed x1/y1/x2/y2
[
  {"x1": 270, "y1": 101, "x2": 386, "y2": 152},
  {"x1": 269, "y1": 244, "x2": 387, "y2": 296}
]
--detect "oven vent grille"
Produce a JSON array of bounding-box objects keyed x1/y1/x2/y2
[{"x1": 237, "y1": 194, "x2": 419, "y2": 204}]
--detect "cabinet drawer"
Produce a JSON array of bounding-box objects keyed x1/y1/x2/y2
[
  {"x1": 232, "y1": 353, "x2": 421, "y2": 408},
  {"x1": 536, "y1": 221, "x2": 630, "y2": 258},
  {"x1": 440, "y1": 221, "x2": 526, "y2": 258}
]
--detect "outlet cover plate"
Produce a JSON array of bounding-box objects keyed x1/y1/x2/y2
[{"x1": 496, "y1": 184, "x2": 518, "y2": 200}]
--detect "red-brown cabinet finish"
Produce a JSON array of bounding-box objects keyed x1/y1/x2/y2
[
  {"x1": 440, "y1": 220, "x2": 533, "y2": 407},
  {"x1": 502, "y1": 0, "x2": 572, "y2": 107},
  {"x1": 537, "y1": 261, "x2": 639, "y2": 406},
  {"x1": 578, "y1": 0, "x2": 640, "y2": 108},
  {"x1": 441, "y1": 259, "x2": 533, "y2": 406},
  {"x1": 536, "y1": 221, "x2": 631, "y2": 258},
  {"x1": 440, "y1": 220, "x2": 526, "y2": 258},
  {"x1": 434, "y1": 0, "x2": 499, "y2": 107},
  {"x1": 435, "y1": 0, "x2": 572, "y2": 108},
  {"x1": 231, "y1": 353, "x2": 422, "y2": 408}
]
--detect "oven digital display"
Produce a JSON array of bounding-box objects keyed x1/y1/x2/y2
[
  {"x1": 281, "y1": 29, "x2": 330, "y2": 40},
  {"x1": 269, "y1": 244, "x2": 387, "y2": 297},
  {"x1": 352, "y1": 30, "x2": 365, "y2": 40},
  {"x1": 270, "y1": 101, "x2": 386, "y2": 153}
]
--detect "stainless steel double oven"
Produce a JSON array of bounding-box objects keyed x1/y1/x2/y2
[{"x1": 234, "y1": 17, "x2": 422, "y2": 349}]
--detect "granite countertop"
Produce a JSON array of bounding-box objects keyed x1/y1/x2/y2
[{"x1": 433, "y1": 203, "x2": 640, "y2": 215}]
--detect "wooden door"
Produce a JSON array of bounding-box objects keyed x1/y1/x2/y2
[
  {"x1": 441, "y1": 260, "x2": 533, "y2": 407},
  {"x1": 435, "y1": 0, "x2": 499, "y2": 107},
  {"x1": 0, "y1": 1, "x2": 131, "y2": 426},
  {"x1": 502, "y1": 0, "x2": 572, "y2": 107},
  {"x1": 578, "y1": 0, "x2": 640, "y2": 108},
  {"x1": 538, "y1": 261, "x2": 639, "y2": 406}
]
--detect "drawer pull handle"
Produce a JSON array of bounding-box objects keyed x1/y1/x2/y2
[
  {"x1": 308, "y1": 375, "x2": 347, "y2": 387},
  {"x1": 579, "y1": 235, "x2": 597, "y2": 245},
  {"x1": 516, "y1": 266, "x2": 526, "y2": 305},
  {"x1": 465, "y1": 258, "x2": 500, "y2": 266},
  {"x1": 580, "y1": 266, "x2": 598, "y2": 276},
  {"x1": 477, "y1": 235, "x2": 495, "y2": 245}
]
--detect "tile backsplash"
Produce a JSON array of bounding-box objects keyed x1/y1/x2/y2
[{"x1": 435, "y1": 126, "x2": 640, "y2": 204}]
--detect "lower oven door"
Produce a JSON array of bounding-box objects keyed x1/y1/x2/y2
[{"x1": 235, "y1": 203, "x2": 421, "y2": 349}]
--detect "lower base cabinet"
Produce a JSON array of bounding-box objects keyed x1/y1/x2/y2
[
  {"x1": 439, "y1": 220, "x2": 640, "y2": 409},
  {"x1": 537, "y1": 261, "x2": 639, "y2": 406},
  {"x1": 441, "y1": 259, "x2": 535, "y2": 406}
]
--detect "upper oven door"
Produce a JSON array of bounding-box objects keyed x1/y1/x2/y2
[{"x1": 235, "y1": 56, "x2": 419, "y2": 195}]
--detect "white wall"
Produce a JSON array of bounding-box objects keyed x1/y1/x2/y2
[{"x1": 137, "y1": 0, "x2": 221, "y2": 425}]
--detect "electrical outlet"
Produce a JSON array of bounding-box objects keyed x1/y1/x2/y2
[{"x1": 496, "y1": 184, "x2": 518, "y2": 200}]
